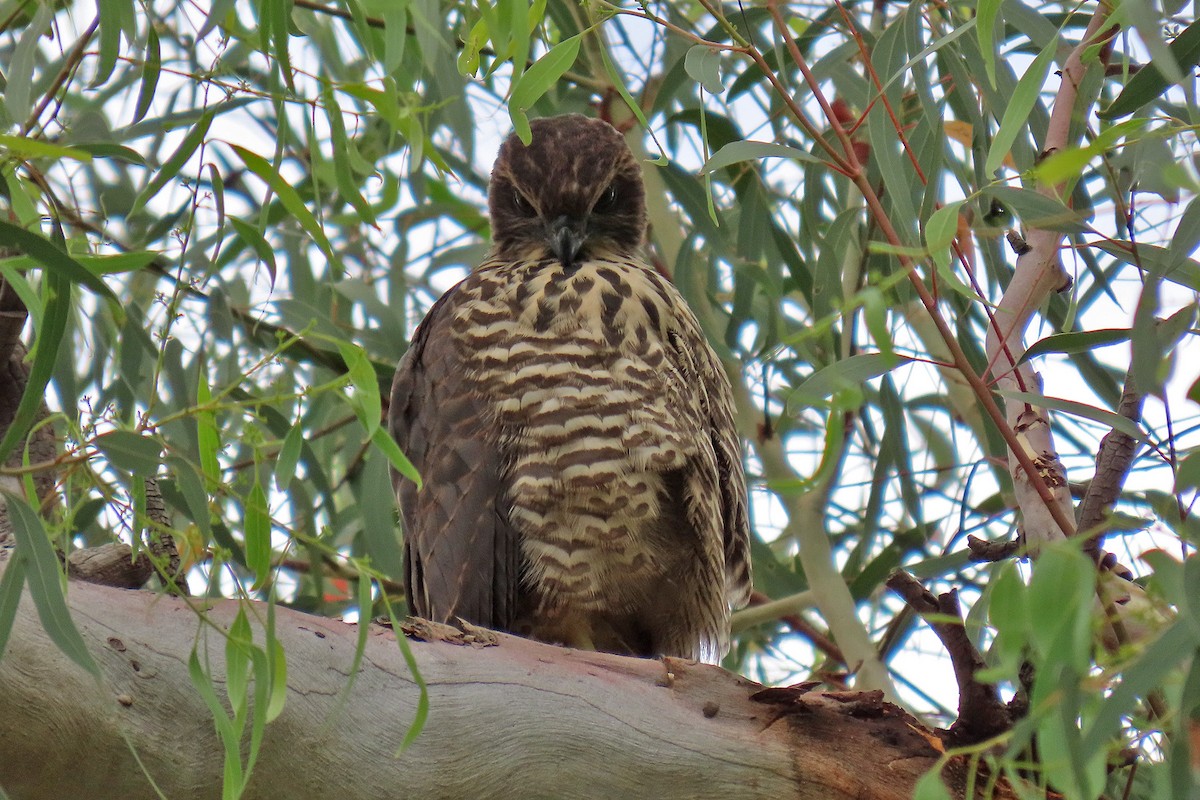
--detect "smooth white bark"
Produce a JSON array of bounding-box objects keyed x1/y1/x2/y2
[{"x1": 0, "y1": 575, "x2": 967, "y2": 800}]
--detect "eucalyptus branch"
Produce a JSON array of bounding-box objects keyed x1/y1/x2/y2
[
  {"x1": 728, "y1": 377, "x2": 899, "y2": 700},
  {"x1": 886, "y1": 571, "x2": 1011, "y2": 746},
  {"x1": 983, "y1": 10, "x2": 1117, "y2": 553},
  {"x1": 1078, "y1": 373, "x2": 1144, "y2": 559},
  {"x1": 762, "y1": 2, "x2": 1081, "y2": 543},
  {"x1": 735, "y1": 589, "x2": 848, "y2": 665},
  {"x1": 731, "y1": 589, "x2": 817, "y2": 631}
]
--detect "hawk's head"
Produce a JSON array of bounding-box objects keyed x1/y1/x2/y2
[{"x1": 488, "y1": 114, "x2": 647, "y2": 271}]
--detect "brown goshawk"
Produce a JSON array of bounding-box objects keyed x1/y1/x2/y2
[{"x1": 389, "y1": 114, "x2": 751, "y2": 659}]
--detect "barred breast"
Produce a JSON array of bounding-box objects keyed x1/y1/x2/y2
[{"x1": 447, "y1": 255, "x2": 729, "y2": 657}]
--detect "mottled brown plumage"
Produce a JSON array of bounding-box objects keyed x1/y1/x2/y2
[{"x1": 389, "y1": 114, "x2": 751, "y2": 659}]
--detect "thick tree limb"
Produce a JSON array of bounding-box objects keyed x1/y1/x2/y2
[{"x1": 0, "y1": 572, "x2": 1014, "y2": 800}]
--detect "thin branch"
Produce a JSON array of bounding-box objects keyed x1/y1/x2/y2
[
  {"x1": 1079, "y1": 373, "x2": 1144, "y2": 561},
  {"x1": 762, "y1": 0, "x2": 1081, "y2": 542},
  {"x1": 966, "y1": 535, "x2": 1020, "y2": 563},
  {"x1": 734, "y1": 590, "x2": 847, "y2": 666},
  {"x1": 886, "y1": 571, "x2": 1011, "y2": 746},
  {"x1": 22, "y1": 15, "x2": 100, "y2": 136}
]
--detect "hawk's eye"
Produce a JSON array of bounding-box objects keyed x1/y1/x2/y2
[
  {"x1": 593, "y1": 184, "x2": 619, "y2": 213},
  {"x1": 511, "y1": 189, "x2": 536, "y2": 217}
]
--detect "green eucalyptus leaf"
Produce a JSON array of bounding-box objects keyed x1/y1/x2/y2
[
  {"x1": 789, "y1": 353, "x2": 909, "y2": 409},
  {"x1": 2, "y1": 491, "x2": 100, "y2": 679},
  {"x1": 701, "y1": 140, "x2": 825, "y2": 174},
  {"x1": 509, "y1": 34, "x2": 582, "y2": 144},
  {"x1": 94, "y1": 430, "x2": 164, "y2": 475},
  {"x1": 1103, "y1": 18, "x2": 1200, "y2": 119},
  {"x1": 684, "y1": 45, "x2": 724, "y2": 94}
]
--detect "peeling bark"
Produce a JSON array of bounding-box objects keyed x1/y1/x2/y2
[{"x1": 982, "y1": 12, "x2": 1116, "y2": 553}]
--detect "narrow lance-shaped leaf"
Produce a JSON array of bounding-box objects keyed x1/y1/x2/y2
[
  {"x1": 0, "y1": 135, "x2": 92, "y2": 163},
  {"x1": 264, "y1": 602, "x2": 288, "y2": 722},
  {"x1": 196, "y1": 363, "x2": 222, "y2": 491},
  {"x1": 924, "y1": 201, "x2": 962, "y2": 274},
  {"x1": 985, "y1": 34, "x2": 1058, "y2": 175},
  {"x1": 879, "y1": 16, "x2": 976, "y2": 99},
  {"x1": 1103, "y1": 17, "x2": 1200, "y2": 119},
  {"x1": 384, "y1": 593, "x2": 429, "y2": 753},
  {"x1": 245, "y1": 637, "x2": 271, "y2": 782},
  {"x1": 1175, "y1": 450, "x2": 1200, "y2": 493},
  {"x1": 0, "y1": 221, "x2": 118, "y2": 302},
  {"x1": 188, "y1": 648, "x2": 243, "y2": 792},
  {"x1": 70, "y1": 143, "x2": 147, "y2": 164},
  {"x1": 0, "y1": 270, "x2": 71, "y2": 463},
  {"x1": 498, "y1": 0, "x2": 529, "y2": 85},
  {"x1": 0, "y1": 555, "x2": 28, "y2": 665},
  {"x1": 334, "y1": 339, "x2": 382, "y2": 433},
  {"x1": 268, "y1": 0, "x2": 295, "y2": 92},
  {"x1": 1021, "y1": 328, "x2": 1132, "y2": 362},
  {"x1": 94, "y1": 0, "x2": 135, "y2": 87},
  {"x1": 228, "y1": 217, "x2": 278, "y2": 285},
  {"x1": 371, "y1": 426, "x2": 420, "y2": 487},
  {"x1": 2, "y1": 491, "x2": 101, "y2": 678},
  {"x1": 275, "y1": 417, "x2": 305, "y2": 491},
  {"x1": 244, "y1": 480, "x2": 272, "y2": 587},
  {"x1": 208, "y1": 162, "x2": 227, "y2": 263},
  {"x1": 597, "y1": 44, "x2": 661, "y2": 161},
  {"x1": 1091, "y1": 240, "x2": 1200, "y2": 293},
  {"x1": 358, "y1": 449, "x2": 406, "y2": 579},
  {"x1": 129, "y1": 109, "x2": 215, "y2": 217},
  {"x1": 509, "y1": 33, "x2": 583, "y2": 144},
  {"x1": 379, "y1": 0, "x2": 408, "y2": 74},
  {"x1": 789, "y1": 353, "x2": 910, "y2": 409},
  {"x1": 702, "y1": 140, "x2": 825, "y2": 174},
  {"x1": 2, "y1": 164, "x2": 38, "y2": 225},
  {"x1": 225, "y1": 607, "x2": 253, "y2": 718},
  {"x1": 230, "y1": 144, "x2": 339, "y2": 268},
  {"x1": 94, "y1": 430, "x2": 163, "y2": 475},
  {"x1": 1168, "y1": 194, "x2": 1200, "y2": 274},
  {"x1": 6, "y1": 4, "x2": 53, "y2": 124},
  {"x1": 133, "y1": 23, "x2": 161, "y2": 124},
  {"x1": 168, "y1": 455, "x2": 213, "y2": 539},
  {"x1": 322, "y1": 86, "x2": 376, "y2": 225},
  {"x1": 975, "y1": 0, "x2": 1002, "y2": 88},
  {"x1": 996, "y1": 389, "x2": 1147, "y2": 441}
]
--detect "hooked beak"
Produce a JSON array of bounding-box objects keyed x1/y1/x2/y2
[{"x1": 548, "y1": 216, "x2": 585, "y2": 271}]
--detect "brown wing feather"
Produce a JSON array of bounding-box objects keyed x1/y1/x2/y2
[
  {"x1": 671, "y1": 314, "x2": 753, "y2": 656},
  {"x1": 714, "y1": 404, "x2": 752, "y2": 609},
  {"x1": 701, "y1": 352, "x2": 752, "y2": 611},
  {"x1": 388, "y1": 284, "x2": 521, "y2": 628}
]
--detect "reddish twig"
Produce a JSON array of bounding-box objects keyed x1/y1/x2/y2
[{"x1": 762, "y1": 0, "x2": 1081, "y2": 542}]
